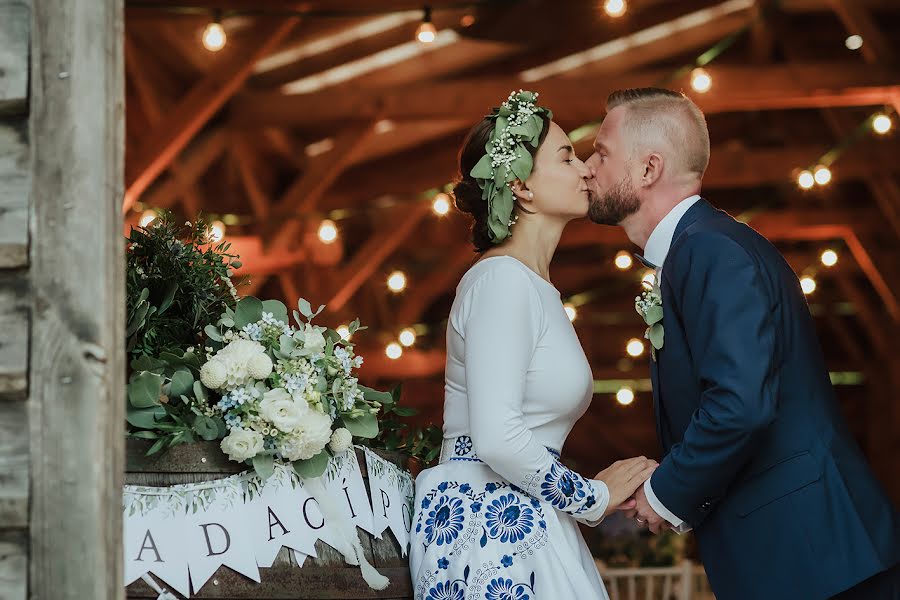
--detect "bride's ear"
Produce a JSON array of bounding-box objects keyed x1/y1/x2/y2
[{"x1": 510, "y1": 180, "x2": 535, "y2": 206}]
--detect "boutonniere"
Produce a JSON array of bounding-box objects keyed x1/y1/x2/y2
[{"x1": 635, "y1": 280, "x2": 664, "y2": 360}]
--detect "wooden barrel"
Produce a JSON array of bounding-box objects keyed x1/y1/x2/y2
[{"x1": 125, "y1": 439, "x2": 419, "y2": 600}]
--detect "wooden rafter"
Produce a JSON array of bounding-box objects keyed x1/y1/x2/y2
[
  {"x1": 139, "y1": 128, "x2": 228, "y2": 210},
  {"x1": 123, "y1": 17, "x2": 299, "y2": 213},
  {"x1": 826, "y1": 0, "x2": 894, "y2": 65}
]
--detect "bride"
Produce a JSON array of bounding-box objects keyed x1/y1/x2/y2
[{"x1": 409, "y1": 90, "x2": 657, "y2": 599}]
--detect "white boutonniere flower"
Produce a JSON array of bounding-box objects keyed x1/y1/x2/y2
[{"x1": 635, "y1": 280, "x2": 664, "y2": 360}]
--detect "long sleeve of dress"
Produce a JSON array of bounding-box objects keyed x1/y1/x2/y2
[{"x1": 459, "y1": 263, "x2": 609, "y2": 522}]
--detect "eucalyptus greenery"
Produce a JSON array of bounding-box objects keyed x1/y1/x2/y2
[{"x1": 368, "y1": 394, "x2": 443, "y2": 467}]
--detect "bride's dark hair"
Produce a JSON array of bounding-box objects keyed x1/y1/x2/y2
[{"x1": 452, "y1": 114, "x2": 551, "y2": 252}]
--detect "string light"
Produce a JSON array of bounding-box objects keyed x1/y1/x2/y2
[
  {"x1": 416, "y1": 6, "x2": 437, "y2": 43},
  {"x1": 139, "y1": 210, "x2": 157, "y2": 227},
  {"x1": 626, "y1": 338, "x2": 645, "y2": 357},
  {"x1": 318, "y1": 219, "x2": 338, "y2": 244},
  {"x1": 814, "y1": 165, "x2": 832, "y2": 186},
  {"x1": 432, "y1": 193, "x2": 451, "y2": 216},
  {"x1": 690, "y1": 67, "x2": 712, "y2": 93},
  {"x1": 564, "y1": 303, "x2": 577, "y2": 322},
  {"x1": 797, "y1": 170, "x2": 815, "y2": 190},
  {"x1": 336, "y1": 325, "x2": 351, "y2": 341},
  {"x1": 800, "y1": 276, "x2": 817, "y2": 295},
  {"x1": 209, "y1": 220, "x2": 226, "y2": 242},
  {"x1": 614, "y1": 251, "x2": 633, "y2": 270},
  {"x1": 385, "y1": 342, "x2": 403, "y2": 359},
  {"x1": 873, "y1": 113, "x2": 892, "y2": 135},
  {"x1": 460, "y1": 14, "x2": 476, "y2": 27},
  {"x1": 603, "y1": 0, "x2": 627, "y2": 18},
  {"x1": 399, "y1": 327, "x2": 417, "y2": 347},
  {"x1": 201, "y1": 16, "x2": 227, "y2": 52},
  {"x1": 821, "y1": 249, "x2": 838, "y2": 268},
  {"x1": 845, "y1": 35, "x2": 863, "y2": 51},
  {"x1": 616, "y1": 386, "x2": 635, "y2": 406},
  {"x1": 387, "y1": 270, "x2": 407, "y2": 292}
]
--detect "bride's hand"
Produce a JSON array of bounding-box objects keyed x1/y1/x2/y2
[{"x1": 594, "y1": 457, "x2": 658, "y2": 517}]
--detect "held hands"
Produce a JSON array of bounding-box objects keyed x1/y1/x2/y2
[
  {"x1": 595, "y1": 456, "x2": 658, "y2": 518},
  {"x1": 622, "y1": 483, "x2": 670, "y2": 534}
]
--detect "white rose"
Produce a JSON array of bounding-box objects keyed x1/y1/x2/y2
[
  {"x1": 220, "y1": 428, "x2": 264, "y2": 462},
  {"x1": 278, "y1": 410, "x2": 333, "y2": 461},
  {"x1": 248, "y1": 353, "x2": 273, "y2": 379},
  {"x1": 329, "y1": 427, "x2": 353, "y2": 454},
  {"x1": 302, "y1": 323, "x2": 327, "y2": 354},
  {"x1": 199, "y1": 359, "x2": 227, "y2": 389},
  {"x1": 260, "y1": 388, "x2": 308, "y2": 433}
]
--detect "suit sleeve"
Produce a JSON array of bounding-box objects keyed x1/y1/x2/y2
[
  {"x1": 461, "y1": 264, "x2": 609, "y2": 522},
  {"x1": 649, "y1": 231, "x2": 779, "y2": 527}
]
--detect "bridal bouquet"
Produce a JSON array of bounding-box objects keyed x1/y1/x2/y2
[{"x1": 198, "y1": 296, "x2": 392, "y2": 478}]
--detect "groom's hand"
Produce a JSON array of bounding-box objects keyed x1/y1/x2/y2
[{"x1": 632, "y1": 484, "x2": 670, "y2": 534}]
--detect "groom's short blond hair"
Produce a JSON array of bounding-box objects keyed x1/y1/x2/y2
[{"x1": 607, "y1": 87, "x2": 710, "y2": 178}]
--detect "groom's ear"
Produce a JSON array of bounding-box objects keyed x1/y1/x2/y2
[{"x1": 640, "y1": 153, "x2": 664, "y2": 187}]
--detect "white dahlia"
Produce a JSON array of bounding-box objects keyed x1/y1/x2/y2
[
  {"x1": 329, "y1": 427, "x2": 353, "y2": 454},
  {"x1": 199, "y1": 359, "x2": 227, "y2": 389},
  {"x1": 248, "y1": 353, "x2": 273, "y2": 379}
]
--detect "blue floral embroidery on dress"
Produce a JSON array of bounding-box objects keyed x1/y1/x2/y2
[
  {"x1": 485, "y1": 574, "x2": 535, "y2": 600},
  {"x1": 484, "y1": 493, "x2": 535, "y2": 544},
  {"x1": 426, "y1": 580, "x2": 466, "y2": 600},
  {"x1": 454, "y1": 436, "x2": 473, "y2": 456},
  {"x1": 501, "y1": 554, "x2": 514, "y2": 568},
  {"x1": 424, "y1": 496, "x2": 466, "y2": 546},
  {"x1": 539, "y1": 461, "x2": 596, "y2": 514},
  {"x1": 438, "y1": 557, "x2": 450, "y2": 570}
]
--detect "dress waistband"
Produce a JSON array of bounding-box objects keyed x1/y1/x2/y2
[{"x1": 439, "y1": 435, "x2": 560, "y2": 464}]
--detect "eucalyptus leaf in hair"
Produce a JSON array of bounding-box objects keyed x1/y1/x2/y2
[{"x1": 469, "y1": 90, "x2": 552, "y2": 244}]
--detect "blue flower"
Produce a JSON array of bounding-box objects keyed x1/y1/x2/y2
[
  {"x1": 424, "y1": 495, "x2": 465, "y2": 546},
  {"x1": 485, "y1": 493, "x2": 534, "y2": 543},
  {"x1": 486, "y1": 482, "x2": 499, "y2": 493},
  {"x1": 459, "y1": 483, "x2": 471, "y2": 493},
  {"x1": 421, "y1": 497, "x2": 432, "y2": 509},
  {"x1": 485, "y1": 577, "x2": 529, "y2": 600},
  {"x1": 426, "y1": 580, "x2": 465, "y2": 600},
  {"x1": 501, "y1": 554, "x2": 514, "y2": 568},
  {"x1": 471, "y1": 501, "x2": 482, "y2": 513},
  {"x1": 416, "y1": 522, "x2": 422, "y2": 533},
  {"x1": 540, "y1": 462, "x2": 587, "y2": 510},
  {"x1": 438, "y1": 482, "x2": 449, "y2": 492},
  {"x1": 454, "y1": 436, "x2": 473, "y2": 456},
  {"x1": 437, "y1": 557, "x2": 450, "y2": 570}
]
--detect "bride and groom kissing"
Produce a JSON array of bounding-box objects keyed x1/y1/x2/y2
[{"x1": 407, "y1": 87, "x2": 900, "y2": 600}]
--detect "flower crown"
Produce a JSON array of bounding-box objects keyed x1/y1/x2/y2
[{"x1": 469, "y1": 90, "x2": 552, "y2": 244}]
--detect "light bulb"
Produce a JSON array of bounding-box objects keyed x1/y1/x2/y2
[
  {"x1": 616, "y1": 387, "x2": 635, "y2": 406},
  {"x1": 209, "y1": 220, "x2": 225, "y2": 242},
  {"x1": 798, "y1": 170, "x2": 815, "y2": 190},
  {"x1": 399, "y1": 327, "x2": 417, "y2": 347},
  {"x1": 460, "y1": 14, "x2": 476, "y2": 27},
  {"x1": 800, "y1": 276, "x2": 817, "y2": 295},
  {"x1": 564, "y1": 303, "x2": 577, "y2": 322},
  {"x1": 821, "y1": 249, "x2": 838, "y2": 268},
  {"x1": 336, "y1": 325, "x2": 351, "y2": 341},
  {"x1": 387, "y1": 271, "x2": 407, "y2": 292},
  {"x1": 690, "y1": 67, "x2": 712, "y2": 94},
  {"x1": 603, "y1": 0, "x2": 627, "y2": 17},
  {"x1": 614, "y1": 251, "x2": 633, "y2": 270},
  {"x1": 139, "y1": 210, "x2": 157, "y2": 228},
  {"x1": 814, "y1": 165, "x2": 832, "y2": 186},
  {"x1": 432, "y1": 193, "x2": 451, "y2": 216},
  {"x1": 873, "y1": 114, "x2": 892, "y2": 135},
  {"x1": 202, "y1": 22, "x2": 227, "y2": 52},
  {"x1": 318, "y1": 219, "x2": 338, "y2": 244},
  {"x1": 386, "y1": 342, "x2": 403, "y2": 360},
  {"x1": 626, "y1": 338, "x2": 645, "y2": 357},
  {"x1": 845, "y1": 35, "x2": 863, "y2": 51}
]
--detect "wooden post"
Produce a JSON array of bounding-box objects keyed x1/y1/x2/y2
[{"x1": 29, "y1": 1, "x2": 125, "y2": 599}]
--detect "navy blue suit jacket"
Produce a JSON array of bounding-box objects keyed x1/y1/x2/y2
[{"x1": 648, "y1": 199, "x2": 900, "y2": 599}]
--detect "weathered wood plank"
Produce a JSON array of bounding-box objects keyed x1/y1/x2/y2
[
  {"x1": 0, "y1": 272, "x2": 27, "y2": 399},
  {"x1": 29, "y1": 0, "x2": 124, "y2": 599},
  {"x1": 0, "y1": 528, "x2": 27, "y2": 600},
  {"x1": 0, "y1": 402, "x2": 27, "y2": 528},
  {"x1": 126, "y1": 566, "x2": 413, "y2": 599},
  {"x1": 0, "y1": 117, "x2": 29, "y2": 269},
  {"x1": 0, "y1": 0, "x2": 29, "y2": 115}
]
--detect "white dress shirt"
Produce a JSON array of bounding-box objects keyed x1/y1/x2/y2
[{"x1": 641, "y1": 194, "x2": 701, "y2": 532}]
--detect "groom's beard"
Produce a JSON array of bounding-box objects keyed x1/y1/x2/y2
[{"x1": 587, "y1": 176, "x2": 641, "y2": 225}]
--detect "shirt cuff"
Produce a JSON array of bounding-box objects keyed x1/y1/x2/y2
[{"x1": 644, "y1": 478, "x2": 691, "y2": 533}]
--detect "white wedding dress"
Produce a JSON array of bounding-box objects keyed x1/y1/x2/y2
[{"x1": 410, "y1": 256, "x2": 610, "y2": 600}]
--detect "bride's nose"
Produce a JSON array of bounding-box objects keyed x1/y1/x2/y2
[{"x1": 577, "y1": 161, "x2": 593, "y2": 180}]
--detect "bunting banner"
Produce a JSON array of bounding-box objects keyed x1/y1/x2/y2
[{"x1": 123, "y1": 447, "x2": 415, "y2": 598}]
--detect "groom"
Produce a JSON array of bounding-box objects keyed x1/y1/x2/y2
[{"x1": 585, "y1": 87, "x2": 900, "y2": 599}]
